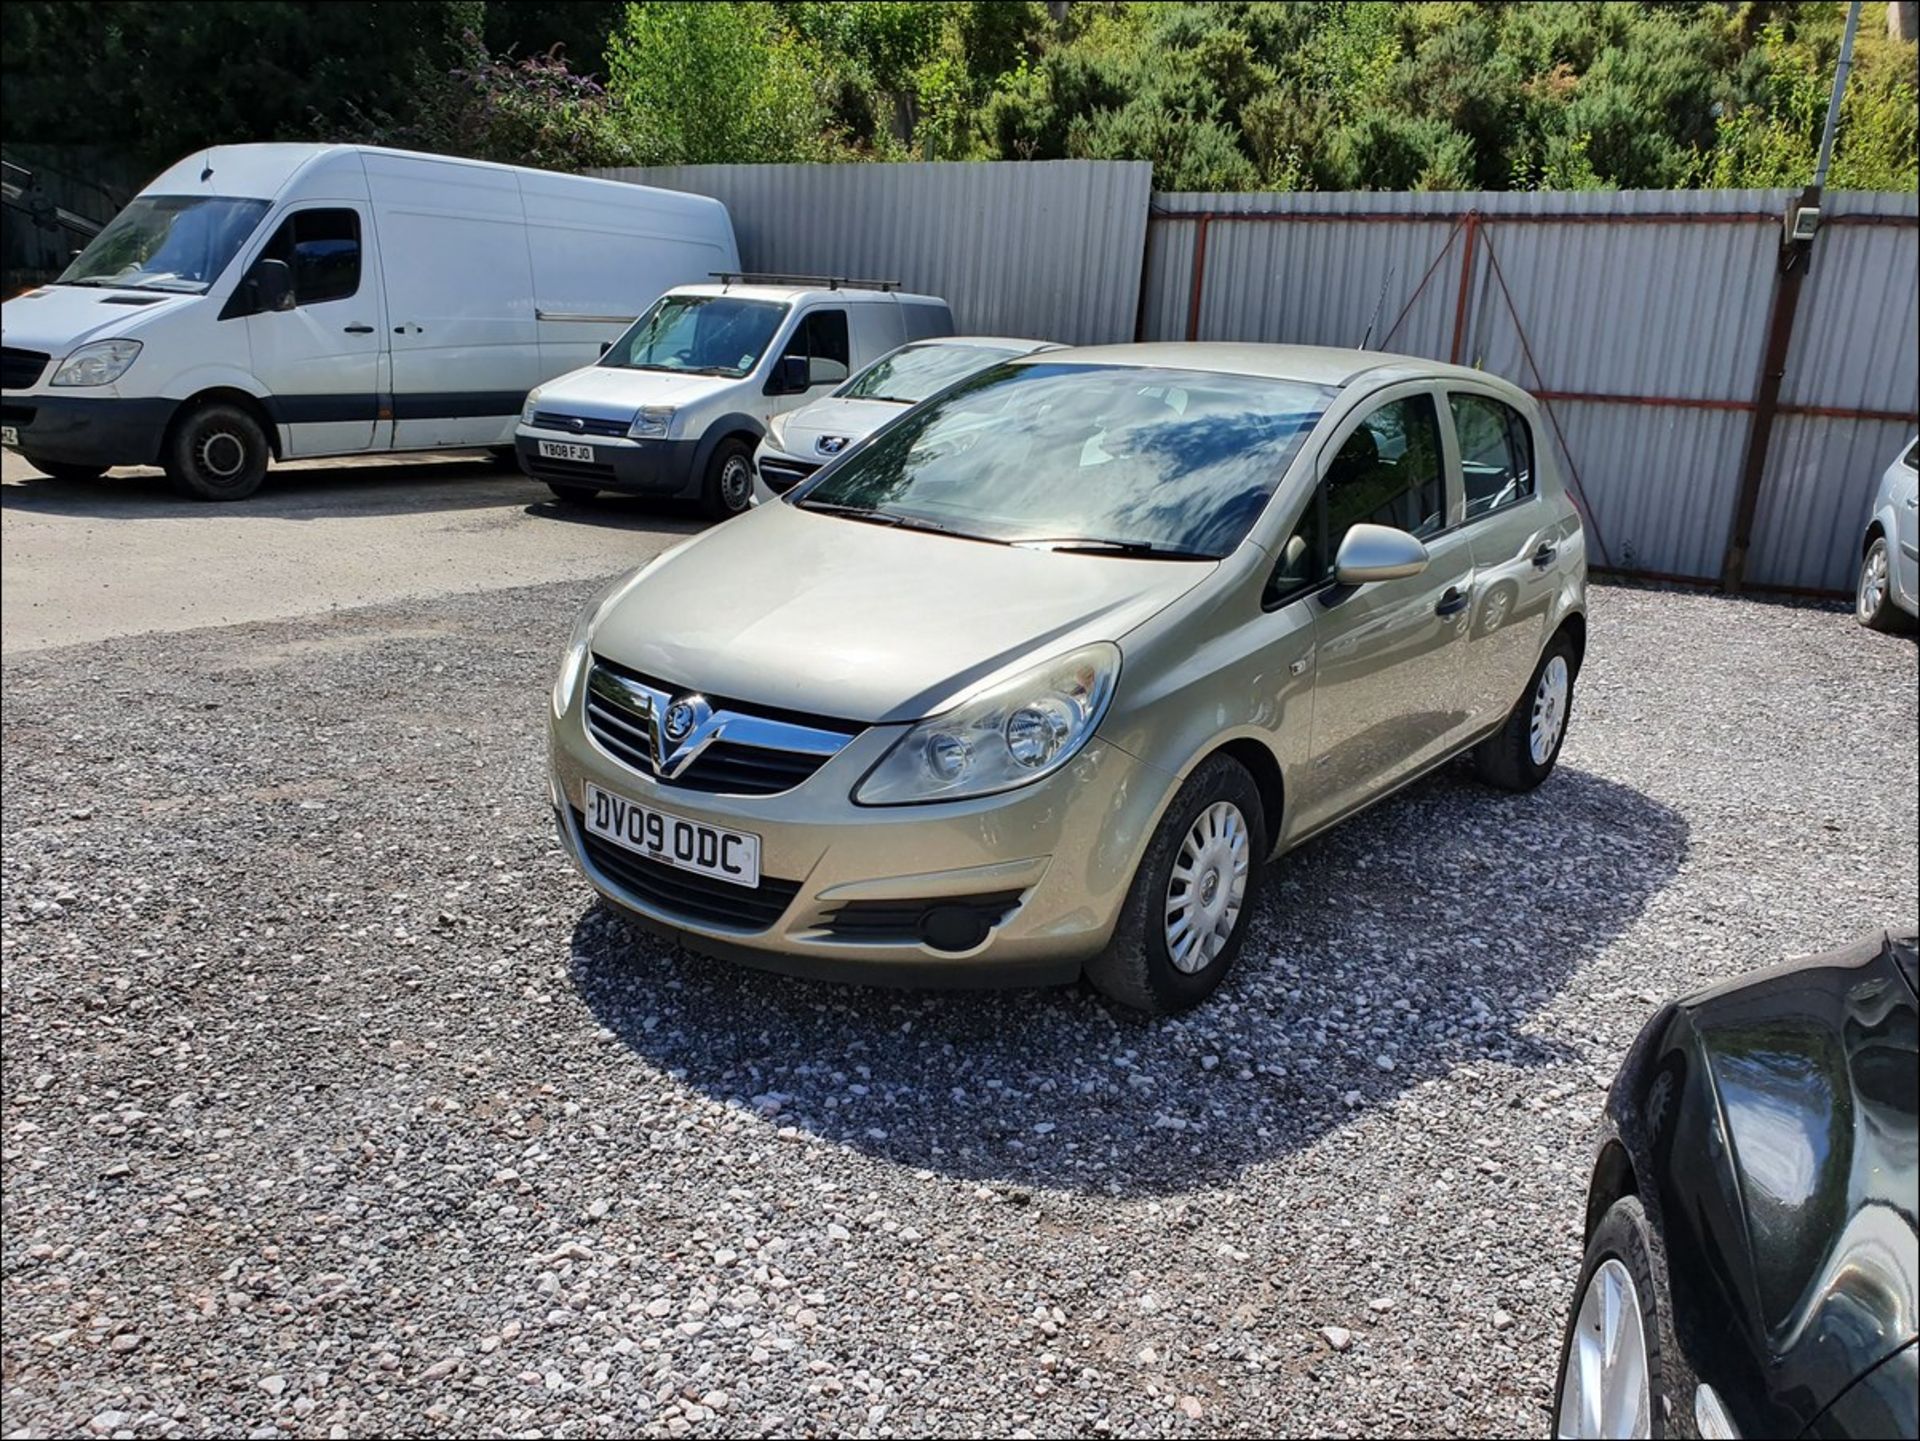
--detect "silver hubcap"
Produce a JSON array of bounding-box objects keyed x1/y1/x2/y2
[
  {"x1": 1163, "y1": 800, "x2": 1249, "y2": 973},
  {"x1": 1557, "y1": 1258, "x2": 1651, "y2": 1439},
  {"x1": 196, "y1": 430, "x2": 246, "y2": 481},
  {"x1": 1530, "y1": 654, "x2": 1570, "y2": 766},
  {"x1": 720, "y1": 456, "x2": 751, "y2": 510},
  {"x1": 1858, "y1": 544, "x2": 1888, "y2": 620}
]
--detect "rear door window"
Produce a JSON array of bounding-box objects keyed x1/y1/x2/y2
[{"x1": 1450, "y1": 392, "x2": 1535, "y2": 519}]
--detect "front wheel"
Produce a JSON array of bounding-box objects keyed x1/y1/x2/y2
[
  {"x1": 1084, "y1": 754, "x2": 1267, "y2": 1015},
  {"x1": 1856, "y1": 535, "x2": 1914, "y2": 633},
  {"x1": 1551, "y1": 1196, "x2": 1669, "y2": 1440},
  {"x1": 164, "y1": 402, "x2": 269, "y2": 501},
  {"x1": 699, "y1": 438, "x2": 755, "y2": 521},
  {"x1": 1474, "y1": 631, "x2": 1577, "y2": 792},
  {"x1": 22, "y1": 457, "x2": 107, "y2": 483}
]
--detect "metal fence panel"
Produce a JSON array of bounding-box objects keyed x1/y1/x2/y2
[{"x1": 590, "y1": 160, "x2": 1152, "y2": 347}]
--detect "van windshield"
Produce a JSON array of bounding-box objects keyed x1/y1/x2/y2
[
  {"x1": 601, "y1": 295, "x2": 787, "y2": 378},
  {"x1": 58, "y1": 195, "x2": 270, "y2": 294}
]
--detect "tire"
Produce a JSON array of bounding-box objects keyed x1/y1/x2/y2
[
  {"x1": 486, "y1": 444, "x2": 518, "y2": 467},
  {"x1": 163, "y1": 402, "x2": 269, "y2": 501},
  {"x1": 1856, "y1": 535, "x2": 1915, "y2": 633},
  {"x1": 1473, "y1": 630, "x2": 1577, "y2": 792},
  {"x1": 546, "y1": 482, "x2": 600, "y2": 503},
  {"x1": 22, "y1": 457, "x2": 107, "y2": 483},
  {"x1": 699, "y1": 438, "x2": 755, "y2": 521},
  {"x1": 1084, "y1": 753, "x2": 1268, "y2": 1016},
  {"x1": 1550, "y1": 1195, "x2": 1671, "y2": 1440}
]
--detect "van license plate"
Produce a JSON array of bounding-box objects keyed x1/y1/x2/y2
[
  {"x1": 538, "y1": 439, "x2": 596, "y2": 463},
  {"x1": 583, "y1": 783, "x2": 760, "y2": 889},
  {"x1": 0, "y1": 426, "x2": 17, "y2": 448}
]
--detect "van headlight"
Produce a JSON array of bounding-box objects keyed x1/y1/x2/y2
[
  {"x1": 52, "y1": 339, "x2": 142, "y2": 387},
  {"x1": 854, "y1": 643, "x2": 1119, "y2": 805},
  {"x1": 520, "y1": 387, "x2": 542, "y2": 425},
  {"x1": 629, "y1": 406, "x2": 674, "y2": 439}
]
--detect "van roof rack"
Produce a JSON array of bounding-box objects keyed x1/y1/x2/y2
[{"x1": 709, "y1": 271, "x2": 901, "y2": 292}]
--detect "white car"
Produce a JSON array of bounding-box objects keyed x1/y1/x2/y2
[
  {"x1": 751, "y1": 336, "x2": 1059, "y2": 502},
  {"x1": 1858, "y1": 436, "x2": 1919, "y2": 632},
  {"x1": 516, "y1": 279, "x2": 953, "y2": 518}
]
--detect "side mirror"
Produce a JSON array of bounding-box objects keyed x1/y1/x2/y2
[
  {"x1": 1333, "y1": 523, "x2": 1429, "y2": 585},
  {"x1": 599, "y1": 340, "x2": 611, "y2": 357},
  {"x1": 250, "y1": 257, "x2": 295, "y2": 313},
  {"x1": 772, "y1": 354, "x2": 809, "y2": 394}
]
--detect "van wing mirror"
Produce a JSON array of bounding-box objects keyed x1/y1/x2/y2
[
  {"x1": 1333, "y1": 523, "x2": 1429, "y2": 585},
  {"x1": 250, "y1": 258, "x2": 295, "y2": 314}
]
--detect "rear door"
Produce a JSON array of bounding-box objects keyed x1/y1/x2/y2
[
  {"x1": 243, "y1": 204, "x2": 384, "y2": 457},
  {"x1": 363, "y1": 152, "x2": 539, "y2": 450},
  {"x1": 1895, "y1": 442, "x2": 1919, "y2": 607},
  {"x1": 1446, "y1": 388, "x2": 1561, "y2": 729}
]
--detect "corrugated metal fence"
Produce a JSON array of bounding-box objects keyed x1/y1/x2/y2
[
  {"x1": 591, "y1": 161, "x2": 1153, "y2": 348},
  {"x1": 591, "y1": 161, "x2": 1916, "y2": 595},
  {"x1": 1142, "y1": 187, "x2": 1919, "y2": 594}
]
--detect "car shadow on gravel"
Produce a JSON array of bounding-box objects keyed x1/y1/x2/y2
[{"x1": 567, "y1": 764, "x2": 1688, "y2": 1195}]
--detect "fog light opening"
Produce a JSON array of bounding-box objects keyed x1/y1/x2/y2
[{"x1": 920, "y1": 905, "x2": 991, "y2": 953}]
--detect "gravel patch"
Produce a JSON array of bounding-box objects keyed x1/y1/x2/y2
[{"x1": 3, "y1": 579, "x2": 1914, "y2": 1438}]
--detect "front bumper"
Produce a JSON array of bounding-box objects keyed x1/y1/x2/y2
[
  {"x1": 0, "y1": 392, "x2": 175, "y2": 467},
  {"x1": 750, "y1": 439, "x2": 820, "y2": 504},
  {"x1": 516, "y1": 424, "x2": 699, "y2": 497},
  {"x1": 548, "y1": 681, "x2": 1173, "y2": 986}
]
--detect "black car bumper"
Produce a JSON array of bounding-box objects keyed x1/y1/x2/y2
[
  {"x1": 516, "y1": 433, "x2": 700, "y2": 497},
  {"x1": 1, "y1": 394, "x2": 175, "y2": 468}
]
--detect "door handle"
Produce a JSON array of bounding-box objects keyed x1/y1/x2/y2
[
  {"x1": 1905, "y1": 495, "x2": 1917, "y2": 508},
  {"x1": 393, "y1": 323, "x2": 423, "y2": 335},
  {"x1": 343, "y1": 323, "x2": 374, "y2": 334},
  {"x1": 1435, "y1": 586, "x2": 1470, "y2": 618},
  {"x1": 1530, "y1": 542, "x2": 1558, "y2": 567}
]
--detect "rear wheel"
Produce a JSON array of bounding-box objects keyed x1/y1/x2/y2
[
  {"x1": 1084, "y1": 754, "x2": 1267, "y2": 1015},
  {"x1": 546, "y1": 481, "x2": 600, "y2": 503},
  {"x1": 1474, "y1": 631, "x2": 1577, "y2": 792},
  {"x1": 1856, "y1": 535, "x2": 1914, "y2": 633},
  {"x1": 699, "y1": 438, "x2": 755, "y2": 521},
  {"x1": 1551, "y1": 1196, "x2": 1669, "y2": 1440},
  {"x1": 164, "y1": 402, "x2": 269, "y2": 501},
  {"x1": 22, "y1": 457, "x2": 107, "y2": 483}
]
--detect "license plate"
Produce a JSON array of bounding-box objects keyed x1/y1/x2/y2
[
  {"x1": 0, "y1": 426, "x2": 16, "y2": 448},
  {"x1": 538, "y1": 439, "x2": 596, "y2": 463},
  {"x1": 583, "y1": 782, "x2": 760, "y2": 888}
]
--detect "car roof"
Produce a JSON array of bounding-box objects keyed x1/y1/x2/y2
[
  {"x1": 668, "y1": 282, "x2": 943, "y2": 306},
  {"x1": 1017, "y1": 341, "x2": 1514, "y2": 392}
]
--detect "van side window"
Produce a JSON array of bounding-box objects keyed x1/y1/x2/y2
[
  {"x1": 260, "y1": 208, "x2": 360, "y2": 306},
  {"x1": 783, "y1": 309, "x2": 850, "y2": 385},
  {"x1": 1450, "y1": 392, "x2": 1535, "y2": 519}
]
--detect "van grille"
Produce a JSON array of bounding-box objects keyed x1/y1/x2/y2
[
  {"x1": 757, "y1": 457, "x2": 820, "y2": 494},
  {"x1": 1, "y1": 347, "x2": 50, "y2": 391},
  {"x1": 532, "y1": 410, "x2": 630, "y2": 438}
]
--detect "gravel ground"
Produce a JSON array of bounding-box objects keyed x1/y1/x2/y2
[{"x1": 2, "y1": 580, "x2": 1915, "y2": 1439}]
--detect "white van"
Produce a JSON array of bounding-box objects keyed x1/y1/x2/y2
[
  {"x1": 0, "y1": 143, "x2": 737, "y2": 499},
  {"x1": 515, "y1": 277, "x2": 952, "y2": 517}
]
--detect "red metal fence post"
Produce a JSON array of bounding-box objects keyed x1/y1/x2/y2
[
  {"x1": 1449, "y1": 211, "x2": 1479, "y2": 365},
  {"x1": 1184, "y1": 213, "x2": 1212, "y2": 343}
]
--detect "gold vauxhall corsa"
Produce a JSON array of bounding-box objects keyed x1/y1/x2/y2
[{"x1": 548, "y1": 343, "x2": 1588, "y2": 1014}]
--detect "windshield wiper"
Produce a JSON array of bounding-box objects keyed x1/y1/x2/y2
[
  {"x1": 795, "y1": 500, "x2": 904, "y2": 527},
  {"x1": 1013, "y1": 536, "x2": 1216, "y2": 560}
]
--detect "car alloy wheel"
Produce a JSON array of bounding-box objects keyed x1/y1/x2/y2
[
  {"x1": 1557, "y1": 1257, "x2": 1652, "y2": 1440},
  {"x1": 1163, "y1": 800, "x2": 1249, "y2": 974},
  {"x1": 1530, "y1": 653, "x2": 1571, "y2": 766},
  {"x1": 1857, "y1": 540, "x2": 1890, "y2": 623}
]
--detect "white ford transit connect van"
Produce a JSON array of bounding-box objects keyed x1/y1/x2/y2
[
  {"x1": 0, "y1": 144, "x2": 737, "y2": 499},
  {"x1": 515, "y1": 277, "x2": 952, "y2": 517}
]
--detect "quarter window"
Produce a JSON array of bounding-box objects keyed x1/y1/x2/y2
[
  {"x1": 783, "y1": 309, "x2": 850, "y2": 385},
  {"x1": 1450, "y1": 392, "x2": 1535, "y2": 519},
  {"x1": 260, "y1": 208, "x2": 360, "y2": 305}
]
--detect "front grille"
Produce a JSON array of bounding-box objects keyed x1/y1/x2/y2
[
  {"x1": 757, "y1": 456, "x2": 820, "y2": 494},
  {"x1": 532, "y1": 410, "x2": 630, "y2": 438},
  {"x1": 585, "y1": 658, "x2": 856, "y2": 797},
  {"x1": 578, "y1": 816, "x2": 800, "y2": 930},
  {"x1": 1, "y1": 347, "x2": 50, "y2": 391},
  {"x1": 821, "y1": 892, "x2": 1026, "y2": 949},
  {"x1": 527, "y1": 454, "x2": 619, "y2": 484}
]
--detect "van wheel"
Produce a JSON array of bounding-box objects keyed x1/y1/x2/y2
[
  {"x1": 23, "y1": 457, "x2": 107, "y2": 483},
  {"x1": 547, "y1": 482, "x2": 599, "y2": 503},
  {"x1": 165, "y1": 403, "x2": 269, "y2": 501},
  {"x1": 1085, "y1": 754, "x2": 1268, "y2": 1016},
  {"x1": 699, "y1": 438, "x2": 755, "y2": 520}
]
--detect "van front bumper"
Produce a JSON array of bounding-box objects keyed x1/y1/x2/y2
[
  {"x1": 515, "y1": 425, "x2": 699, "y2": 498},
  {"x1": 548, "y1": 682, "x2": 1173, "y2": 988},
  {"x1": 0, "y1": 393, "x2": 175, "y2": 468}
]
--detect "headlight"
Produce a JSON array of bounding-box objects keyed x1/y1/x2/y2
[
  {"x1": 51, "y1": 339, "x2": 142, "y2": 387},
  {"x1": 520, "y1": 387, "x2": 542, "y2": 425},
  {"x1": 764, "y1": 413, "x2": 789, "y2": 453},
  {"x1": 854, "y1": 643, "x2": 1119, "y2": 805},
  {"x1": 629, "y1": 406, "x2": 674, "y2": 439},
  {"x1": 552, "y1": 572, "x2": 644, "y2": 716}
]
